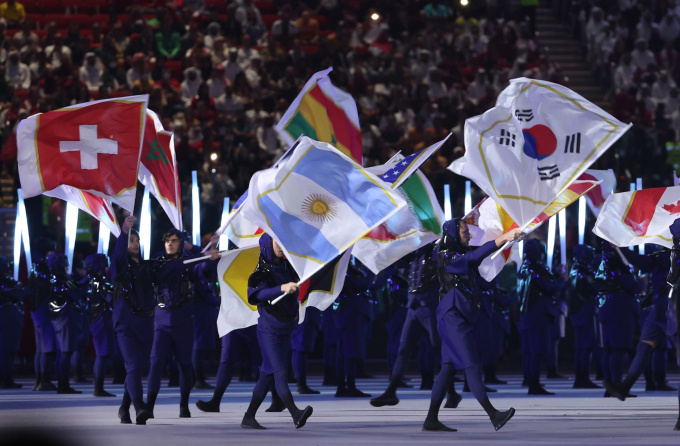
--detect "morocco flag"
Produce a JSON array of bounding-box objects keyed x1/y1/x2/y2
[
  {"x1": 275, "y1": 68, "x2": 362, "y2": 164},
  {"x1": 140, "y1": 110, "x2": 182, "y2": 229},
  {"x1": 593, "y1": 187, "x2": 680, "y2": 248},
  {"x1": 17, "y1": 96, "x2": 149, "y2": 212}
]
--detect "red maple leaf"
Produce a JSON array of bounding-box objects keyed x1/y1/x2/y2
[{"x1": 662, "y1": 201, "x2": 680, "y2": 215}]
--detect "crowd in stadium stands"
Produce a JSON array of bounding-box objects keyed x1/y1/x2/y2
[
  {"x1": 572, "y1": 0, "x2": 680, "y2": 189},
  {"x1": 0, "y1": 0, "x2": 569, "y2": 243}
]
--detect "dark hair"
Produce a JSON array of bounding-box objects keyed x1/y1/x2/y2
[
  {"x1": 129, "y1": 229, "x2": 140, "y2": 241},
  {"x1": 162, "y1": 229, "x2": 182, "y2": 242}
]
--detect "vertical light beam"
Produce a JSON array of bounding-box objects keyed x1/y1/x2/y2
[
  {"x1": 547, "y1": 216, "x2": 556, "y2": 272},
  {"x1": 65, "y1": 202, "x2": 79, "y2": 274},
  {"x1": 558, "y1": 209, "x2": 567, "y2": 269},
  {"x1": 192, "y1": 171, "x2": 200, "y2": 246},
  {"x1": 220, "y1": 197, "x2": 230, "y2": 248},
  {"x1": 464, "y1": 181, "x2": 471, "y2": 215},
  {"x1": 97, "y1": 223, "x2": 110, "y2": 256},
  {"x1": 578, "y1": 196, "x2": 586, "y2": 245},
  {"x1": 444, "y1": 184, "x2": 452, "y2": 221},
  {"x1": 140, "y1": 188, "x2": 151, "y2": 260}
]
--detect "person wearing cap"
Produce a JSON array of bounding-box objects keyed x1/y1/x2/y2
[
  {"x1": 5, "y1": 49, "x2": 29, "y2": 89},
  {"x1": 156, "y1": 18, "x2": 181, "y2": 60},
  {"x1": 0, "y1": 256, "x2": 26, "y2": 389},
  {"x1": 145, "y1": 229, "x2": 220, "y2": 419},
  {"x1": 422, "y1": 219, "x2": 520, "y2": 432}
]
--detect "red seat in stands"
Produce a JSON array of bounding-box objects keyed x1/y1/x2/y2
[
  {"x1": 42, "y1": 14, "x2": 71, "y2": 29},
  {"x1": 261, "y1": 14, "x2": 277, "y2": 30},
  {"x1": 254, "y1": 0, "x2": 276, "y2": 14},
  {"x1": 61, "y1": 0, "x2": 84, "y2": 14}
]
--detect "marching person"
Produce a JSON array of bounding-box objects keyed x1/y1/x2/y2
[
  {"x1": 82, "y1": 254, "x2": 116, "y2": 397},
  {"x1": 292, "y1": 306, "x2": 322, "y2": 394},
  {"x1": 240, "y1": 233, "x2": 313, "y2": 430},
  {"x1": 423, "y1": 218, "x2": 520, "y2": 432},
  {"x1": 0, "y1": 257, "x2": 26, "y2": 389},
  {"x1": 195, "y1": 325, "x2": 262, "y2": 412},
  {"x1": 28, "y1": 239, "x2": 58, "y2": 391},
  {"x1": 111, "y1": 216, "x2": 156, "y2": 425},
  {"x1": 568, "y1": 244, "x2": 601, "y2": 389},
  {"x1": 596, "y1": 242, "x2": 641, "y2": 398},
  {"x1": 517, "y1": 239, "x2": 566, "y2": 396},
  {"x1": 372, "y1": 243, "x2": 441, "y2": 407},
  {"x1": 145, "y1": 229, "x2": 220, "y2": 419}
]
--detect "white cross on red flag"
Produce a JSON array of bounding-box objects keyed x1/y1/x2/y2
[{"x1": 17, "y1": 95, "x2": 149, "y2": 212}]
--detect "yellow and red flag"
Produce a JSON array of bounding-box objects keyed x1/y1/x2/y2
[{"x1": 275, "y1": 68, "x2": 362, "y2": 165}]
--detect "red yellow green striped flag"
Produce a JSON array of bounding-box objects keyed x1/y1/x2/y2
[{"x1": 275, "y1": 68, "x2": 362, "y2": 165}]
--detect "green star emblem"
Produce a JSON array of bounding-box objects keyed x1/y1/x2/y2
[{"x1": 146, "y1": 136, "x2": 169, "y2": 164}]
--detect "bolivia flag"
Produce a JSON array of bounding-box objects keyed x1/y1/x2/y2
[{"x1": 275, "y1": 68, "x2": 362, "y2": 165}]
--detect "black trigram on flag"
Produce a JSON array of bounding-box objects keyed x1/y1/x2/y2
[
  {"x1": 564, "y1": 133, "x2": 581, "y2": 153},
  {"x1": 538, "y1": 165, "x2": 560, "y2": 181},
  {"x1": 515, "y1": 109, "x2": 534, "y2": 122},
  {"x1": 499, "y1": 129, "x2": 516, "y2": 147}
]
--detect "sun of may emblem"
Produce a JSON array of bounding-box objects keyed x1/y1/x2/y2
[{"x1": 302, "y1": 194, "x2": 337, "y2": 222}]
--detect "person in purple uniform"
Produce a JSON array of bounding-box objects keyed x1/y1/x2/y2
[
  {"x1": 240, "y1": 233, "x2": 313, "y2": 430},
  {"x1": 0, "y1": 257, "x2": 26, "y2": 389},
  {"x1": 111, "y1": 216, "x2": 156, "y2": 425},
  {"x1": 423, "y1": 218, "x2": 520, "y2": 432},
  {"x1": 145, "y1": 229, "x2": 220, "y2": 419},
  {"x1": 82, "y1": 254, "x2": 116, "y2": 397}
]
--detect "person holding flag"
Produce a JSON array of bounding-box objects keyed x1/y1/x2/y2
[
  {"x1": 145, "y1": 230, "x2": 221, "y2": 420},
  {"x1": 240, "y1": 233, "x2": 313, "y2": 430},
  {"x1": 423, "y1": 218, "x2": 521, "y2": 432}
]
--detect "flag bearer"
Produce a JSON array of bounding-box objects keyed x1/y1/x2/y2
[
  {"x1": 145, "y1": 229, "x2": 220, "y2": 419},
  {"x1": 111, "y1": 217, "x2": 155, "y2": 425},
  {"x1": 240, "y1": 234, "x2": 313, "y2": 430},
  {"x1": 422, "y1": 218, "x2": 519, "y2": 432}
]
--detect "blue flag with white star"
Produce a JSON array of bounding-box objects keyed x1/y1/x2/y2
[{"x1": 380, "y1": 134, "x2": 451, "y2": 188}]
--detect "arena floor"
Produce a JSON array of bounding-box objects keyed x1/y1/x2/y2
[{"x1": 1, "y1": 375, "x2": 679, "y2": 445}]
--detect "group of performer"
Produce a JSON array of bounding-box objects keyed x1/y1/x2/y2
[{"x1": 1, "y1": 213, "x2": 680, "y2": 431}]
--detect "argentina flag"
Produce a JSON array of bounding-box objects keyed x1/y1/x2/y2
[{"x1": 241, "y1": 136, "x2": 407, "y2": 279}]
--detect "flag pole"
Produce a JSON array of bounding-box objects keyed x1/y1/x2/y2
[
  {"x1": 270, "y1": 259, "x2": 330, "y2": 305},
  {"x1": 183, "y1": 246, "x2": 251, "y2": 264}
]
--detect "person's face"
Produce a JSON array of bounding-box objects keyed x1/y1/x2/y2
[
  {"x1": 128, "y1": 234, "x2": 140, "y2": 256},
  {"x1": 165, "y1": 235, "x2": 181, "y2": 256},
  {"x1": 272, "y1": 240, "x2": 284, "y2": 258},
  {"x1": 188, "y1": 71, "x2": 197, "y2": 81},
  {"x1": 458, "y1": 221, "x2": 471, "y2": 247}
]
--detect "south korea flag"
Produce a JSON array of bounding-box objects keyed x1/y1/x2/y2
[{"x1": 449, "y1": 78, "x2": 631, "y2": 229}]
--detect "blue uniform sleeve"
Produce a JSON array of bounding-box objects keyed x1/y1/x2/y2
[
  {"x1": 444, "y1": 240, "x2": 498, "y2": 275},
  {"x1": 110, "y1": 233, "x2": 130, "y2": 281},
  {"x1": 248, "y1": 283, "x2": 289, "y2": 304}
]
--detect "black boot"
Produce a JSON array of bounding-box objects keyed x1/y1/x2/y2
[
  {"x1": 32, "y1": 375, "x2": 41, "y2": 391},
  {"x1": 241, "y1": 413, "x2": 266, "y2": 430},
  {"x1": 57, "y1": 377, "x2": 81, "y2": 394},
  {"x1": 196, "y1": 399, "x2": 220, "y2": 412},
  {"x1": 335, "y1": 380, "x2": 346, "y2": 398},
  {"x1": 674, "y1": 416, "x2": 680, "y2": 431},
  {"x1": 370, "y1": 390, "x2": 399, "y2": 407},
  {"x1": 93, "y1": 377, "x2": 116, "y2": 397},
  {"x1": 345, "y1": 383, "x2": 371, "y2": 398},
  {"x1": 297, "y1": 377, "x2": 320, "y2": 395},
  {"x1": 484, "y1": 365, "x2": 507, "y2": 385},
  {"x1": 491, "y1": 408, "x2": 516, "y2": 431},
  {"x1": 654, "y1": 370, "x2": 677, "y2": 392},
  {"x1": 422, "y1": 419, "x2": 457, "y2": 432},
  {"x1": 602, "y1": 381, "x2": 630, "y2": 401},
  {"x1": 293, "y1": 406, "x2": 313, "y2": 429},
  {"x1": 528, "y1": 378, "x2": 554, "y2": 395},
  {"x1": 135, "y1": 406, "x2": 152, "y2": 425},
  {"x1": 179, "y1": 405, "x2": 191, "y2": 418},
  {"x1": 444, "y1": 391, "x2": 462, "y2": 409},
  {"x1": 118, "y1": 406, "x2": 132, "y2": 424},
  {"x1": 265, "y1": 390, "x2": 286, "y2": 412},
  {"x1": 36, "y1": 377, "x2": 57, "y2": 391}
]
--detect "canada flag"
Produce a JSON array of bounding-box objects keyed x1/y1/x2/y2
[
  {"x1": 17, "y1": 95, "x2": 149, "y2": 212},
  {"x1": 593, "y1": 186, "x2": 680, "y2": 248}
]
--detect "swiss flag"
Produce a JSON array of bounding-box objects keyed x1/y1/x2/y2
[{"x1": 17, "y1": 96, "x2": 149, "y2": 211}]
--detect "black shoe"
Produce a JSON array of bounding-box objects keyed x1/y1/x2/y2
[
  {"x1": 655, "y1": 382, "x2": 677, "y2": 392},
  {"x1": 196, "y1": 399, "x2": 220, "y2": 413},
  {"x1": 294, "y1": 406, "x2": 313, "y2": 429},
  {"x1": 602, "y1": 381, "x2": 628, "y2": 401},
  {"x1": 491, "y1": 408, "x2": 515, "y2": 431},
  {"x1": 36, "y1": 381, "x2": 57, "y2": 391},
  {"x1": 179, "y1": 406, "x2": 191, "y2": 418},
  {"x1": 297, "y1": 385, "x2": 321, "y2": 395},
  {"x1": 265, "y1": 400, "x2": 286, "y2": 412},
  {"x1": 603, "y1": 390, "x2": 611, "y2": 397},
  {"x1": 370, "y1": 393, "x2": 399, "y2": 407},
  {"x1": 444, "y1": 392, "x2": 463, "y2": 409},
  {"x1": 32, "y1": 379, "x2": 40, "y2": 391},
  {"x1": 193, "y1": 380, "x2": 215, "y2": 390},
  {"x1": 396, "y1": 380, "x2": 412, "y2": 388},
  {"x1": 93, "y1": 389, "x2": 116, "y2": 397},
  {"x1": 241, "y1": 414, "x2": 266, "y2": 430},
  {"x1": 345, "y1": 387, "x2": 371, "y2": 398},
  {"x1": 334, "y1": 385, "x2": 346, "y2": 398},
  {"x1": 485, "y1": 376, "x2": 508, "y2": 385},
  {"x1": 422, "y1": 419, "x2": 457, "y2": 432},
  {"x1": 57, "y1": 379, "x2": 82, "y2": 394},
  {"x1": 528, "y1": 385, "x2": 554, "y2": 396},
  {"x1": 118, "y1": 407, "x2": 132, "y2": 424},
  {"x1": 674, "y1": 416, "x2": 680, "y2": 431},
  {"x1": 135, "y1": 408, "x2": 152, "y2": 425}
]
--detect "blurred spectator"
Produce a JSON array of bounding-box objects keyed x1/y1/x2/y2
[
  {"x1": 181, "y1": 66, "x2": 202, "y2": 106},
  {"x1": 296, "y1": 11, "x2": 319, "y2": 44},
  {"x1": 235, "y1": 0, "x2": 263, "y2": 29},
  {"x1": 5, "y1": 49, "x2": 28, "y2": 89},
  {"x1": 0, "y1": 0, "x2": 24, "y2": 28},
  {"x1": 79, "y1": 52, "x2": 104, "y2": 91},
  {"x1": 157, "y1": 19, "x2": 182, "y2": 59},
  {"x1": 272, "y1": 9, "x2": 299, "y2": 46},
  {"x1": 223, "y1": 47, "x2": 243, "y2": 83}
]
